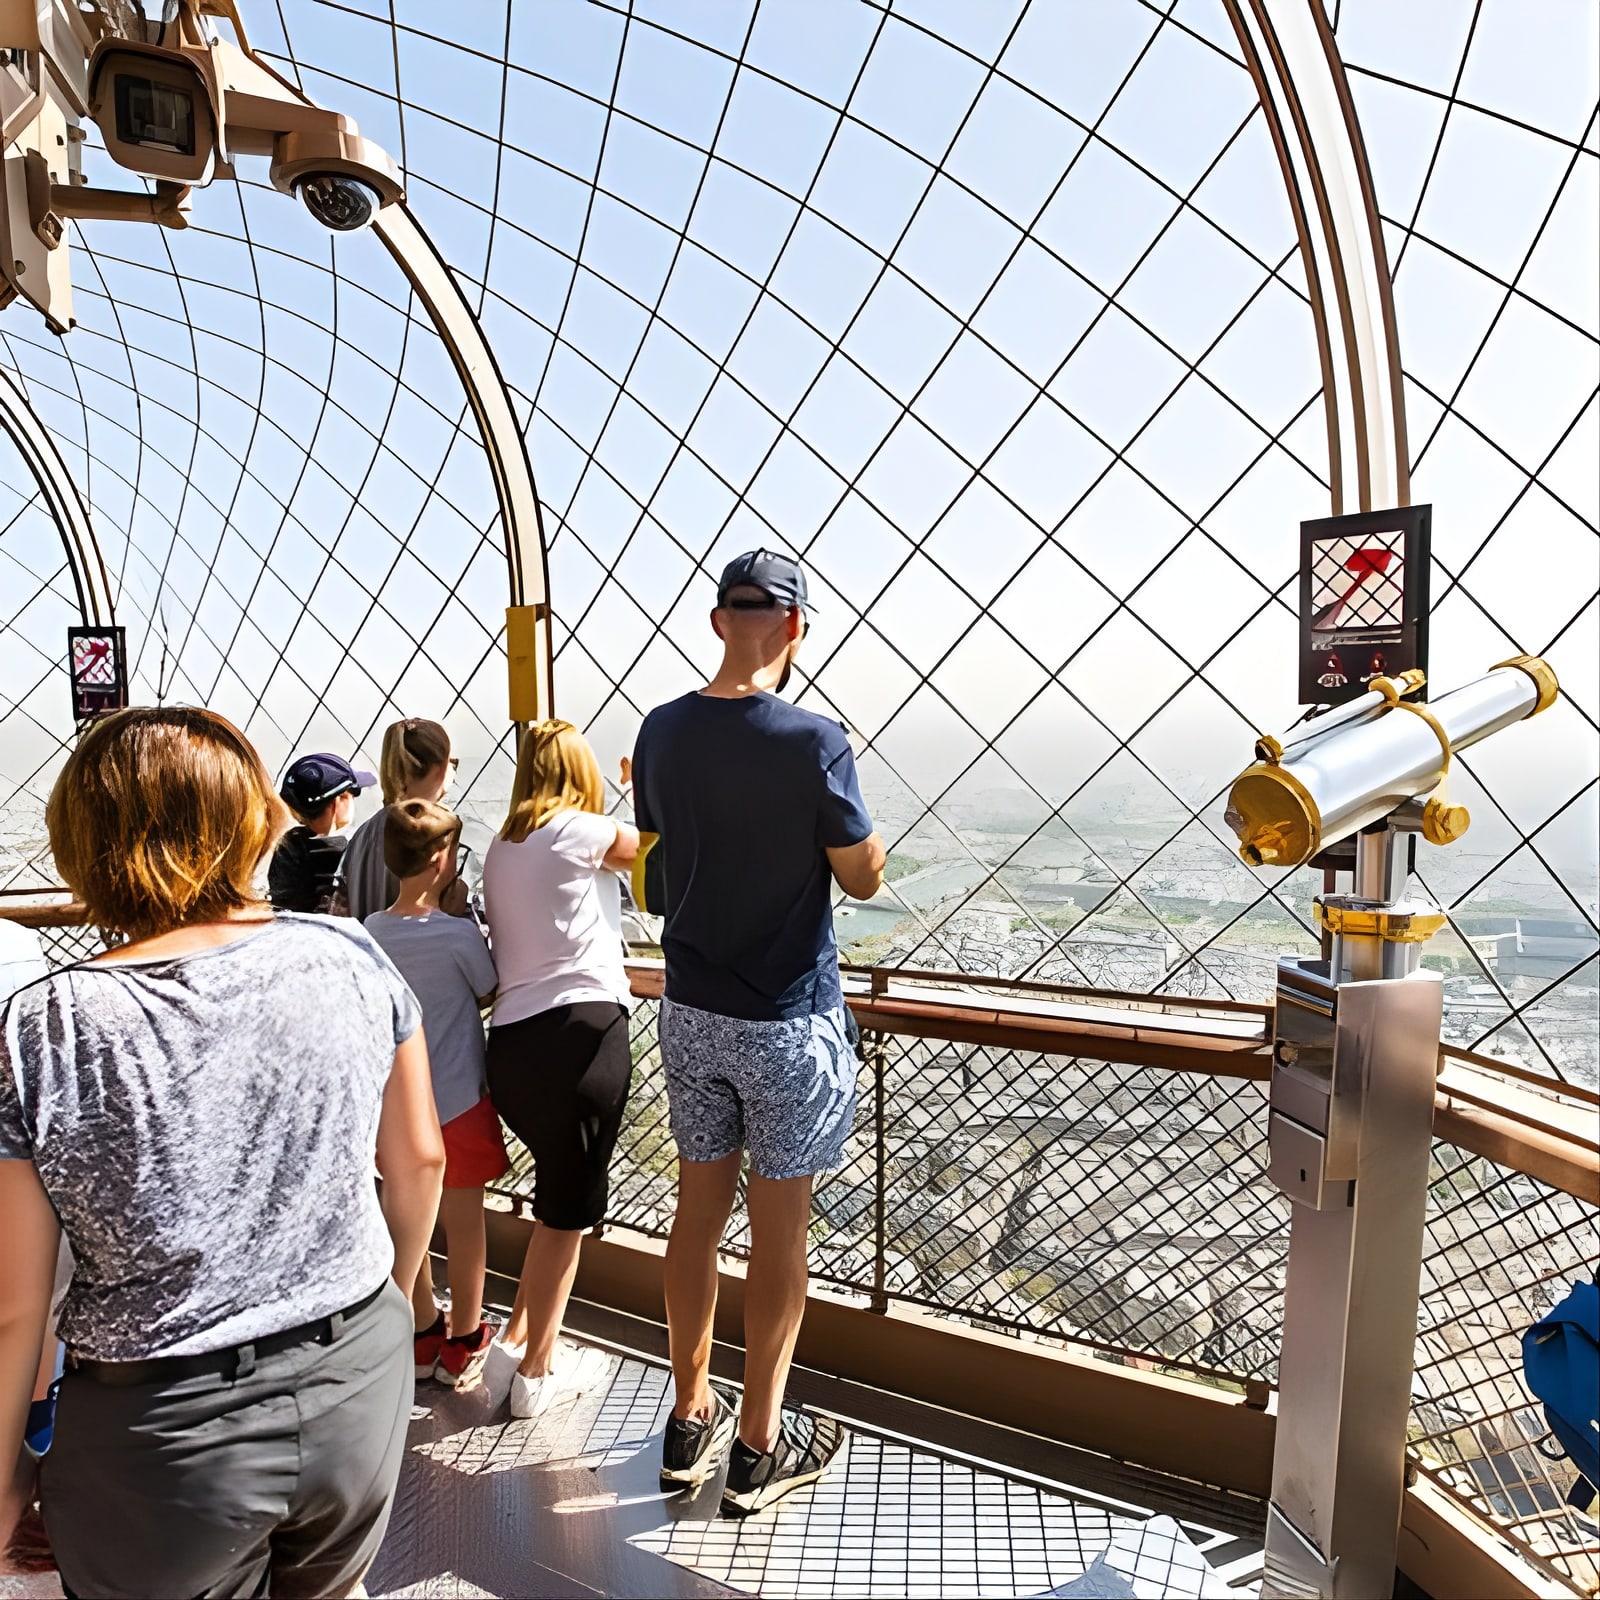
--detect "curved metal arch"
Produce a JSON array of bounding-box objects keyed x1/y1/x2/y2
[
  {"x1": 373, "y1": 205, "x2": 553, "y2": 722},
  {"x1": 0, "y1": 363, "x2": 115, "y2": 625},
  {"x1": 1226, "y1": 0, "x2": 1410, "y2": 514}
]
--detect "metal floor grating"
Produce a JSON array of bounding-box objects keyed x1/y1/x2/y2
[
  {"x1": 0, "y1": 1330, "x2": 1265, "y2": 1599},
  {"x1": 369, "y1": 1334, "x2": 1264, "y2": 1599}
]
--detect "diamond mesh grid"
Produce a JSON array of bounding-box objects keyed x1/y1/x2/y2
[
  {"x1": 0, "y1": 432, "x2": 84, "y2": 893},
  {"x1": 0, "y1": 157, "x2": 522, "y2": 888},
  {"x1": 1335, "y1": 0, "x2": 1599, "y2": 1086},
  {"x1": 20, "y1": 915, "x2": 106, "y2": 970},
  {"x1": 260, "y1": 0, "x2": 1345, "y2": 1024},
  {"x1": 276, "y1": 0, "x2": 1594, "y2": 1087}
]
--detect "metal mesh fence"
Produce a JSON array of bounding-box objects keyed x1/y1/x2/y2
[
  {"x1": 1, "y1": 912, "x2": 104, "y2": 971},
  {"x1": 1411, "y1": 1149, "x2": 1599, "y2": 1591},
  {"x1": 494, "y1": 996, "x2": 1599, "y2": 1588}
]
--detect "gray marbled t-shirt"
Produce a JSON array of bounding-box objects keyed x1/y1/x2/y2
[{"x1": 0, "y1": 914, "x2": 421, "y2": 1360}]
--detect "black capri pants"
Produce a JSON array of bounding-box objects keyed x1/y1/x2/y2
[{"x1": 486, "y1": 1001, "x2": 632, "y2": 1231}]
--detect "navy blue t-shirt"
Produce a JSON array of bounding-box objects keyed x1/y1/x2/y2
[{"x1": 631, "y1": 692, "x2": 874, "y2": 1021}]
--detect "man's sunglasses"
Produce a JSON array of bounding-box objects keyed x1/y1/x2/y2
[{"x1": 725, "y1": 595, "x2": 784, "y2": 610}]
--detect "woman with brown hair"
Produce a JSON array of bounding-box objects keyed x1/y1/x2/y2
[
  {"x1": 335, "y1": 716, "x2": 460, "y2": 922},
  {"x1": 0, "y1": 706, "x2": 445, "y2": 1599},
  {"x1": 482, "y1": 720, "x2": 639, "y2": 1418}
]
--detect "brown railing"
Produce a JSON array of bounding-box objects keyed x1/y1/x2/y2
[{"x1": 8, "y1": 904, "x2": 1598, "y2": 1592}]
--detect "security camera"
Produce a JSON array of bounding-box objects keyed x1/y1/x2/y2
[
  {"x1": 0, "y1": 0, "x2": 405, "y2": 329},
  {"x1": 267, "y1": 123, "x2": 402, "y2": 229},
  {"x1": 294, "y1": 173, "x2": 379, "y2": 232},
  {"x1": 88, "y1": 42, "x2": 219, "y2": 184}
]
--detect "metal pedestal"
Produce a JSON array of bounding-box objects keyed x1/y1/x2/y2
[{"x1": 1263, "y1": 830, "x2": 1443, "y2": 1599}]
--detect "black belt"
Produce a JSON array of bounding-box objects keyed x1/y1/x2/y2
[{"x1": 67, "y1": 1282, "x2": 388, "y2": 1387}]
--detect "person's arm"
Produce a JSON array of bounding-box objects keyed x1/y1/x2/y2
[
  {"x1": 458, "y1": 924, "x2": 498, "y2": 1011},
  {"x1": 819, "y1": 734, "x2": 885, "y2": 901},
  {"x1": 0, "y1": 1161, "x2": 59, "y2": 1557},
  {"x1": 374, "y1": 1030, "x2": 445, "y2": 1296},
  {"x1": 601, "y1": 818, "x2": 641, "y2": 872},
  {"x1": 827, "y1": 832, "x2": 887, "y2": 901}
]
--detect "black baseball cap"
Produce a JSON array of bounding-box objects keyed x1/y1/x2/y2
[
  {"x1": 280, "y1": 752, "x2": 376, "y2": 813},
  {"x1": 716, "y1": 549, "x2": 812, "y2": 613}
]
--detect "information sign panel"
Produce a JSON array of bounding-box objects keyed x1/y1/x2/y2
[
  {"x1": 1299, "y1": 506, "x2": 1430, "y2": 705},
  {"x1": 68, "y1": 626, "x2": 129, "y2": 722}
]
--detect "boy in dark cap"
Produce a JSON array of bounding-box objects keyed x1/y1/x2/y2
[{"x1": 268, "y1": 752, "x2": 376, "y2": 913}]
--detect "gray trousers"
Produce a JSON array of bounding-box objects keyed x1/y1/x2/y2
[{"x1": 43, "y1": 1280, "x2": 412, "y2": 1599}]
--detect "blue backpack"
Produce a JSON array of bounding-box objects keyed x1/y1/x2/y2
[{"x1": 1522, "y1": 1278, "x2": 1599, "y2": 1513}]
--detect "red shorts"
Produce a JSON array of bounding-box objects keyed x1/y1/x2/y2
[{"x1": 441, "y1": 1094, "x2": 510, "y2": 1189}]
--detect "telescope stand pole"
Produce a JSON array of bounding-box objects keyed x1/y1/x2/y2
[{"x1": 1264, "y1": 823, "x2": 1443, "y2": 1598}]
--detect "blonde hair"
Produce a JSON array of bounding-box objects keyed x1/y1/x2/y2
[
  {"x1": 379, "y1": 717, "x2": 451, "y2": 805},
  {"x1": 500, "y1": 720, "x2": 604, "y2": 844},
  {"x1": 384, "y1": 799, "x2": 461, "y2": 880},
  {"x1": 48, "y1": 706, "x2": 288, "y2": 940}
]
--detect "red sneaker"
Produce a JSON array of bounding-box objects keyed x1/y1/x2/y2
[
  {"x1": 414, "y1": 1313, "x2": 447, "y2": 1380},
  {"x1": 435, "y1": 1321, "x2": 495, "y2": 1391}
]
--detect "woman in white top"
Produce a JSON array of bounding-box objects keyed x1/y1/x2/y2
[{"x1": 482, "y1": 720, "x2": 639, "y2": 1418}]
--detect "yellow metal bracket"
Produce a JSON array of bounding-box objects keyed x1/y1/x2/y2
[
  {"x1": 631, "y1": 831, "x2": 660, "y2": 915},
  {"x1": 1387, "y1": 697, "x2": 1471, "y2": 847},
  {"x1": 1314, "y1": 902, "x2": 1449, "y2": 944}
]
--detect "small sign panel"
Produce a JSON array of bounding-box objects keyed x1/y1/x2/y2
[
  {"x1": 68, "y1": 626, "x2": 129, "y2": 722},
  {"x1": 1299, "y1": 506, "x2": 1429, "y2": 705}
]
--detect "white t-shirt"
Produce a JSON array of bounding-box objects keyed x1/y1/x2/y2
[{"x1": 483, "y1": 810, "x2": 631, "y2": 1027}]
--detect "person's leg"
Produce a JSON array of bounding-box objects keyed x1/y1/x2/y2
[
  {"x1": 410, "y1": 1249, "x2": 438, "y2": 1332},
  {"x1": 738, "y1": 1171, "x2": 815, "y2": 1453},
  {"x1": 656, "y1": 998, "x2": 749, "y2": 1423},
  {"x1": 438, "y1": 1186, "x2": 487, "y2": 1334},
  {"x1": 512, "y1": 1222, "x2": 584, "y2": 1376},
  {"x1": 502, "y1": 1003, "x2": 634, "y2": 1380},
  {"x1": 269, "y1": 1281, "x2": 413, "y2": 1600},
  {"x1": 665, "y1": 1150, "x2": 742, "y2": 1421},
  {"x1": 733, "y1": 1006, "x2": 859, "y2": 1449}
]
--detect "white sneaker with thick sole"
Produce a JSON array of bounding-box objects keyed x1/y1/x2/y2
[{"x1": 509, "y1": 1341, "x2": 611, "y2": 1419}]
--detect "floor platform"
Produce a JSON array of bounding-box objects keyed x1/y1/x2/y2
[
  {"x1": 370, "y1": 1305, "x2": 1265, "y2": 1600},
  {"x1": 2, "y1": 1296, "x2": 1267, "y2": 1600}
]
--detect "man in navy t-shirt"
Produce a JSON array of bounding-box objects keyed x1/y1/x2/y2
[{"x1": 632, "y1": 549, "x2": 885, "y2": 1516}]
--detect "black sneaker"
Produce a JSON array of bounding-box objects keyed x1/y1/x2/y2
[
  {"x1": 660, "y1": 1383, "x2": 739, "y2": 1487},
  {"x1": 721, "y1": 1410, "x2": 844, "y2": 1517}
]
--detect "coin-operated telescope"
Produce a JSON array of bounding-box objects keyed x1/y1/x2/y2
[
  {"x1": 0, "y1": 0, "x2": 404, "y2": 332},
  {"x1": 1224, "y1": 655, "x2": 1558, "y2": 1599}
]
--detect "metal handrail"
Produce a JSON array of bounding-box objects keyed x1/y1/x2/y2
[{"x1": 5, "y1": 904, "x2": 1593, "y2": 1199}]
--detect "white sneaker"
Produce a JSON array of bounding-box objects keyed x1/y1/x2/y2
[{"x1": 509, "y1": 1341, "x2": 611, "y2": 1419}]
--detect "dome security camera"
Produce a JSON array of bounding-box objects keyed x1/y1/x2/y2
[
  {"x1": 268, "y1": 126, "x2": 403, "y2": 232},
  {"x1": 294, "y1": 172, "x2": 380, "y2": 232}
]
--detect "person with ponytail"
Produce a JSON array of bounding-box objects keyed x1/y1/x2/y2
[
  {"x1": 480, "y1": 720, "x2": 639, "y2": 1418},
  {"x1": 334, "y1": 718, "x2": 460, "y2": 922}
]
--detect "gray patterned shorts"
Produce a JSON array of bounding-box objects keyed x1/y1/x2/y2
[{"x1": 659, "y1": 998, "x2": 859, "y2": 1180}]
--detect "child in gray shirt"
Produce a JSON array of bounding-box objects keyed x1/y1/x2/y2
[{"x1": 364, "y1": 799, "x2": 505, "y2": 1391}]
